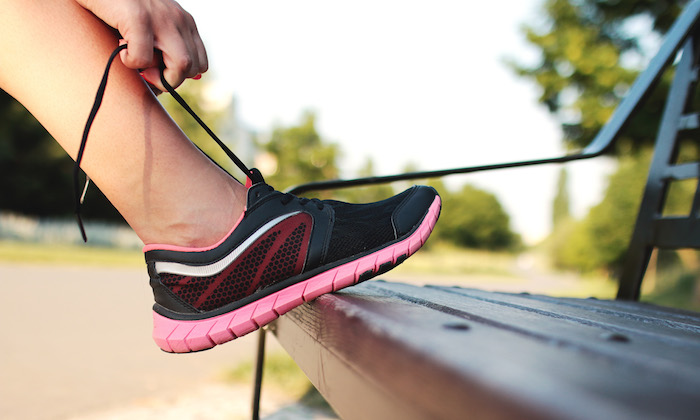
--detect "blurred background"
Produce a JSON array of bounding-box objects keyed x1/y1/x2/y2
[{"x1": 1, "y1": 0, "x2": 699, "y2": 419}]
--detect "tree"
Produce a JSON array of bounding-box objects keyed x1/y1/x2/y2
[
  {"x1": 437, "y1": 184, "x2": 521, "y2": 251},
  {"x1": 552, "y1": 167, "x2": 571, "y2": 229},
  {"x1": 515, "y1": 0, "x2": 697, "y2": 274},
  {"x1": 513, "y1": 0, "x2": 687, "y2": 151},
  {"x1": 552, "y1": 150, "x2": 649, "y2": 272},
  {"x1": 258, "y1": 112, "x2": 340, "y2": 195},
  {"x1": 552, "y1": 140, "x2": 697, "y2": 274}
]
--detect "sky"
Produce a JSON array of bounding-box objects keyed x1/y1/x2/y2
[{"x1": 177, "y1": 0, "x2": 616, "y2": 244}]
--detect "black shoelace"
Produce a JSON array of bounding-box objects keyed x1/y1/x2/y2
[
  {"x1": 75, "y1": 44, "x2": 263, "y2": 241},
  {"x1": 280, "y1": 193, "x2": 324, "y2": 210}
]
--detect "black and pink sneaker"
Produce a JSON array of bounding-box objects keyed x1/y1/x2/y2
[
  {"x1": 145, "y1": 170, "x2": 440, "y2": 353},
  {"x1": 76, "y1": 46, "x2": 441, "y2": 353}
]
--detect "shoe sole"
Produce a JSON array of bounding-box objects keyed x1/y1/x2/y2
[{"x1": 152, "y1": 196, "x2": 441, "y2": 353}]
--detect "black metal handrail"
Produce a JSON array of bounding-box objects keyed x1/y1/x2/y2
[
  {"x1": 255, "y1": 4, "x2": 700, "y2": 420},
  {"x1": 287, "y1": 0, "x2": 700, "y2": 196}
]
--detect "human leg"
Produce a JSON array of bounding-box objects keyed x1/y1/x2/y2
[
  {"x1": 1, "y1": 1, "x2": 442, "y2": 352},
  {"x1": 0, "y1": 0, "x2": 246, "y2": 248}
]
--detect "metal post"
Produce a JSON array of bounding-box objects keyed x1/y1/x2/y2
[
  {"x1": 252, "y1": 328, "x2": 267, "y2": 420},
  {"x1": 617, "y1": 36, "x2": 699, "y2": 300}
]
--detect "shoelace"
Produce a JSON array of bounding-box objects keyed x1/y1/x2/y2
[
  {"x1": 252, "y1": 184, "x2": 324, "y2": 211},
  {"x1": 280, "y1": 194, "x2": 325, "y2": 210},
  {"x1": 75, "y1": 44, "x2": 263, "y2": 241}
]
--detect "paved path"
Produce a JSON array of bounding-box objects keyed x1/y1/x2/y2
[
  {"x1": 0, "y1": 253, "x2": 599, "y2": 419},
  {"x1": 0, "y1": 263, "x2": 281, "y2": 420}
]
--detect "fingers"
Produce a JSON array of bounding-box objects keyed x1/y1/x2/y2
[
  {"x1": 146, "y1": 4, "x2": 207, "y2": 90},
  {"x1": 118, "y1": 11, "x2": 154, "y2": 70},
  {"x1": 138, "y1": 29, "x2": 205, "y2": 91},
  {"x1": 85, "y1": 0, "x2": 208, "y2": 91}
]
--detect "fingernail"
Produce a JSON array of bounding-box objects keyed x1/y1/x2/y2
[{"x1": 191, "y1": 74, "x2": 202, "y2": 80}]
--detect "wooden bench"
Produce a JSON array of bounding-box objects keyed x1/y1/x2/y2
[
  {"x1": 271, "y1": 283, "x2": 700, "y2": 419},
  {"x1": 254, "y1": 2, "x2": 700, "y2": 419}
]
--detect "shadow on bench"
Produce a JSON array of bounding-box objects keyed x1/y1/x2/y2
[{"x1": 254, "y1": 2, "x2": 700, "y2": 419}]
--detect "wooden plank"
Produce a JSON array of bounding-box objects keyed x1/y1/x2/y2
[
  {"x1": 272, "y1": 288, "x2": 560, "y2": 420},
  {"x1": 410, "y1": 285, "x2": 700, "y2": 371},
  {"x1": 437, "y1": 285, "x2": 700, "y2": 343},
  {"x1": 516, "y1": 292, "x2": 700, "y2": 328},
  {"x1": 272, "y1": 281, "x2": 700, "y2": 420}
]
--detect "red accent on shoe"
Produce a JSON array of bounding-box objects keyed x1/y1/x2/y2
[
  {"x1": 159, "y1": 213, "x2": 313, "y2": 312},
  {"x1": 151, "y1": 196, "x2": 441, "y2": 353}
]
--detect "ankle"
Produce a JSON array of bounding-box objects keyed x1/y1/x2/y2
[{"x1": 141, "y1": 180, "x2": 247, "y2": 250}]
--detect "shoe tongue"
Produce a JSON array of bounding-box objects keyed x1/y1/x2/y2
[
  {"x1": 246, "y1": 182, "x2": 275, "y2": 208},
  {"x1": 245, "y1": 168, "x2": 265, "y2": 188}
]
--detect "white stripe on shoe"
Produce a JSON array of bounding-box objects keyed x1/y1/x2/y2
[{"x1": 154, "y1": 212, "x2": 300, "y2": 277}]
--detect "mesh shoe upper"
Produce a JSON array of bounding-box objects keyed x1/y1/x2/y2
[
  {"x1": 158, "y1": 212, "x2": 312, "y2": 312},
  {"x1": 323, "y1": 189, "x2": 411, "y2": 263},
  {"x1": 145, "y1": 180, "x2": 437, "y2": 317}
]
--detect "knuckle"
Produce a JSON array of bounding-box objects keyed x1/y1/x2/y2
[
  {"x1": 171, "y1": 7, "x2": 191, "y2": 26},
  {"x1": 174, "y1": 54, "x2": 193, "y2": 71},
  {"x1": 131, "y1": 7, "x2": 151, "y2": 26}
]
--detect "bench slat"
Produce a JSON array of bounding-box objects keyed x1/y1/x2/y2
[
  {"x1": 385, "y1": 283, "x2": 700, "y2": 371},
  {"x1": 272, "y1": 282, "x2": 700, "y2": 420},
  {"x1": 434, "y1": 285, "x2": 700, "y2": 339},
  {"x1": 512, "y1": 292, "x2": 700, "y2": 328}
]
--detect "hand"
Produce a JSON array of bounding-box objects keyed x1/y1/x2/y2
[{"x1": 76, "y1": 0, "x2": 208, "y2": 90}]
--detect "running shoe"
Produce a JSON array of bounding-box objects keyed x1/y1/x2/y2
[
  {"x1": 145, "y1": 169, "x2": 441, "y2": 353},
  {"x1": 76, "y1": 45, "x2": 441, "y2": 353}
]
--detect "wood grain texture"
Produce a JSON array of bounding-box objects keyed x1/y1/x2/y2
[{"x1": 271, "y1": 281, "x2": 700, "y2": 420}]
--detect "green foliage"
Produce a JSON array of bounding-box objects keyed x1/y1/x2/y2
[
  {"x1": 552, "y1": 151, "x2": 649, "y2": 272},
  {"x1": 224, "y1": 351, "x2": 311, "y2": 397},
  {"x1": 435, "y1": 183, "x2": 521, "y2": 251},
  {"x1": 338, "y1": 166, "x2": 522, "y2": 251},
  {"x1": 646, "y1": 271, "x2": 700, "y2": 312},
  {"x1": 513, "y1": 0, "x2": 686, "y2": 151},
  {"x1": 549, "y1": 217, "x2": 598, "y2": 272},
  {"x1": 550, "y1": 147, "x2": 699, "y2": 275},
  {"x1": 550, "y1": 148, "x2": 697, "y2": 275},
  {"x1": 552, "y1": 167, "x2": 571, "y2": 229},
  {"x1": 519, "y1": 0, "x2": 698, "y2": 281},
  {"x1": 223, "y1": 351, "x2": 334, "y2": 412},
  {"x1": 258, "y1": 112, "x2": 340, "y2": 195}
]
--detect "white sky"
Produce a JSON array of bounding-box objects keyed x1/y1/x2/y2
[{"x1": 178, "y1": 0, "x2": 616, "y2": 244}]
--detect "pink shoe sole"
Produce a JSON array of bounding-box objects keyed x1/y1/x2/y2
[{"x1": 152, "y1": 196, "x2": 441, "y2": 353}]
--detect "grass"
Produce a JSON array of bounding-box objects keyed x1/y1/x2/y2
[
  {"x1": 222, "y1": 351, "x2": 335, "y2": 413},
  {"x1": 389, "y1": 242, "x2": 518, "y2": 277},
  {"x1": 387, "y1": 242, "x2": 620, "y2": 300},
  {"x1": 0, "y1": 240, "x2": 143, "y2": 267},
  {"x1": 2, "y1": 238, "x2": 692, "y2": 310},
  {"x1": 223, "y1": 351, "x2": 311, "y2": 398},
  {"x1": 643, "y1": 273, "x2": 700, "y2": 312}
]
